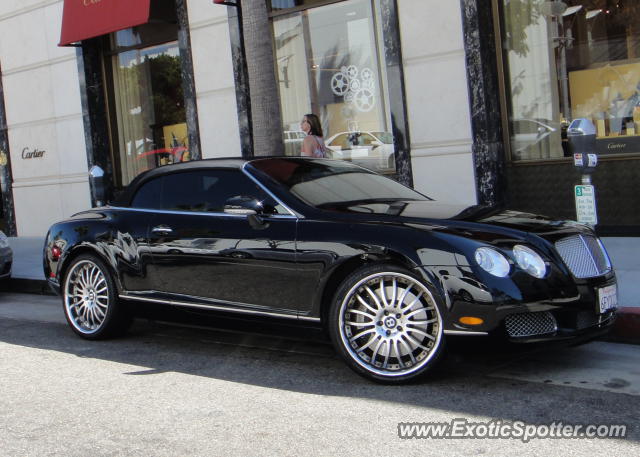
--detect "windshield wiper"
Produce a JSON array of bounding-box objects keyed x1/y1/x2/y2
[{"x1": 317, "y1": 197, "x2": 423, "y2": 208}]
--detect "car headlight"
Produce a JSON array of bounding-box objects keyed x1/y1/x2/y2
[
  {"x1": 474, "y1": 247, "x2": 510, "y2": 277},
  {"x1": 0, "y1": 231, "x2": 8, "y2": 249},
  {"x1": 513, "y1": 245, "x2": 547, "y2": 278}
]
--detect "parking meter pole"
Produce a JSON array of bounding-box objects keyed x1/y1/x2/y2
[{"x1": 567, "y1": 119, "x2": 598, "y2": 227}]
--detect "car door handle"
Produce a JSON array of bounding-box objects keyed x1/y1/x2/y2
[{"x1": 152, "y1": 225, "x2": 173, "y2": 234}]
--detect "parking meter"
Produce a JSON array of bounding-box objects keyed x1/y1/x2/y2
[
  {"x1": 567, "y1": 119, "x2": 598, "y2": 225},
  {"x1": 567, "y1": 118, "x2": 597, "y2": 184},
  {"x1": 89, "y1": 165, "x2": 106, "y2": 207}
]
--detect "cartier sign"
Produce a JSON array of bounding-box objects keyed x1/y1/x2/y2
[
  {"x1": 83, "y1": 0, "x2": 102, "y2": 6},
  {"x1": 596, "y1": 136, "x2": 640, "y2": 155},
  {"x1": 606, "y1": 143, "x2": 626, "y2": 150},
  {"x1": 22, "y1": 147, "x2": 45, "y2": 159}
]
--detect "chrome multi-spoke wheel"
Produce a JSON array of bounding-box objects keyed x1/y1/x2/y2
[
  {"x1": 64, "y1": 259, "x2": 109, "y2": 334},
  {"x1": 62, "y1": 255, "x2": 130, "y2": 339},
  {"x1": 331, "y1": 267, "x2": 444, "y2": 382}
]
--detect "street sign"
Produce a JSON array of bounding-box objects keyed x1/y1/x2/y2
[{"x1": 574, "y1": 185, "x2": 597, "y2": 225}]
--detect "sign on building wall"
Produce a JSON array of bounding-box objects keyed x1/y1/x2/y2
[{"x1": 21, "y1": 147, "x2": 45, "y2": 159}]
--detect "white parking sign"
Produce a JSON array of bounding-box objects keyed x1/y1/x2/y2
[{"x1": 574, "y1": 185, "x2": 597, "y2": 225}]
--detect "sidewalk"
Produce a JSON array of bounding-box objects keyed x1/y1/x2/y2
[
  {"x1": 6, "y1": 236, "x2": 638, "y2": 343},
  {"x1": 5, "y1": 237, "x2": 50, "y2": 295}
]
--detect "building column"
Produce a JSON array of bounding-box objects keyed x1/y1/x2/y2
[
  {"x1": 460, "y1": 0, "x2": 506, "y2": 207},
  {"x1": 0, "y1": 59, "x2": 18, "y2": 236}
]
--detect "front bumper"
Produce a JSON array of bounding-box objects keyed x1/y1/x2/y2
[{"x1": 431, "y1": 265, "x2": 618, "y2": 343}]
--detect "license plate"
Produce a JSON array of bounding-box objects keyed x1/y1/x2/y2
[{"x1": 597, "y1": 284, "x2": 617, "y2": 314}]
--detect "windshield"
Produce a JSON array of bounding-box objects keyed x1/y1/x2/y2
[
  {"x1": 371, "y1": 132, "x2": 393, "y2": 144},
  {"x1": 248, "y1": 158, "x2": 429, "y2": 208}
]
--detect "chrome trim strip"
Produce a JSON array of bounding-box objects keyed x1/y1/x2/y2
[
  {"x1": 298, "y1": 316, "x2": 322, "y2": 323},
  {"x1": 108, "y1": 206, "x2": 297, "y2": 219},
  {"x1": 444, "y1": 330, "x2": 489, "y2": 336},
  {"x1": 579, "y1": 234, "x2": 600, "y2": 274},
  {"x1": 120, "y1": 294, "x2": 302, "y2": 320},
  {"x1": 241, "y1": 163, "x2": 303, "y2": 218}
]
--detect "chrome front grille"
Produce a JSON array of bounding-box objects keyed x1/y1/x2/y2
[
  {"x1": 505, "y1": 312, "x2": 557, "y2": 338},
  {"x1": 554, "y1": 234, "x2": 612, "y2": 279}
]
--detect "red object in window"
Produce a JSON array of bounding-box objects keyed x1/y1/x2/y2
[{"x1": 59, "y1": 0, "x2": 151, "y2": 47}]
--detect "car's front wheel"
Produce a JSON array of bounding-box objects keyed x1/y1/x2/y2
[
  {"x1": 329, "y1": 264, "x2": 445, "y2": 383},
  {"x1": 62, "y1": 254, "x2": 130, "y2": 339}
]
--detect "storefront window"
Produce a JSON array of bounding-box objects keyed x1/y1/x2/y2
[
  {"x1": 272, "y1": 0, "x2": 396, "y2": 174},
  {"x1": 500, "y1": 0, "x2": 640, "y2": 232},
  {"x1": 501, "y1": 0, "x2": 640, "y2": 161},
  {"x1": 108, "y1": 11, "x2": 188, "y2": 187}
]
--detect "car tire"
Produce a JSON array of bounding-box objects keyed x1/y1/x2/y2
[
  {"x1": 62, "y1": 254, "x2": 131, "y2": 340},
  {"x1": 329, "y1": 263, "x2": 445, "y2": 383}
]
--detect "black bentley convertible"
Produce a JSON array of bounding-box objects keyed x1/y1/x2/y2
[{"x1": 43, "y1": 158, "x2": 617, "y2": 382}]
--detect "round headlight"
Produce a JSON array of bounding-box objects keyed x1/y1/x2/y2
[
  {"x1": 513, "y1": 245, "x2": 547, "y2": 278},
  {"x1": 474, "y1": 247, "x2": 510, "y2": 277}
]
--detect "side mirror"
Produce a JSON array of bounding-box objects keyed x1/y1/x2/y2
[
  {"x1": 371, "y1": 140, "x2": 383, "y2": 147},
  {"x1": 223, "y1": 196, "x2": 263, "y2": 216},
  {"x1": 224, "y1": 196, "x2": 272, "y2": 230},
  {"x1": 89, "y1": 165, "x2": 105, "y2": 207}
]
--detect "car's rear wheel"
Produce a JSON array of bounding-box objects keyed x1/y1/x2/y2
[
  {"x1": 62, "y1": 254, "x2": 130, "y2": 339},
  {"x1": 329, "y1": 264, "x2": 445, "y2": 383}
]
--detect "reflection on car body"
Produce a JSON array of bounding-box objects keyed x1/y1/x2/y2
[{"x1": 44, "y1": 158, "x2": 617, "y2": 383}]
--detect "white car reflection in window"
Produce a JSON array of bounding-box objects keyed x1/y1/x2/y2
[{"x1": 325, "y1": 131, "x2": 395, "y2": 172}]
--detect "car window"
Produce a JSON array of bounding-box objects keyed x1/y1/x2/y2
[
  {"x1": 359, "y1": 133, "x2": 376, "y2": 146},
  {"x1": 130, "y1": 176, "x2": 162, "y2": 209},
  {"x1": 131, "y1": 169, "x2": 289, "y2": 214},
  {"x1": 371, "y1": 132, "x2": 393, "y2": 144},
  {"x1": 330, "y1": 134, "x2": 349, "y2": 149}
]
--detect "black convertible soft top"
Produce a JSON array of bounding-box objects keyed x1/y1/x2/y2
[{"x1": 111, "y1": 157, "x2": 248, "y2": 207}]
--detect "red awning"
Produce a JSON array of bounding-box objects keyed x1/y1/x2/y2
[{"x1": 59, "y1": 0, "x2": 151, "y2": 46}]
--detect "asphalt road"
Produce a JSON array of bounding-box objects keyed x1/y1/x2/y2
[{"x1": 0, "y1": 292, "x2": 638, "y2": 457}]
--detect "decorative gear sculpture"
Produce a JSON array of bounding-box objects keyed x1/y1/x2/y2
[
  {"x1": 329, "y1": 65, "x2": 376, "y2": 112},
  {"x1": 331, "y1": 72, "x2": 350, "y2": 96},
  {"x1": 354, "y1": 88, "x2": 375, "y2": 112}
]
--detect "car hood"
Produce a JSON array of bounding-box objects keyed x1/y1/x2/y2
[{"x1": 323, "y1": 200, "x2": 588, "y2": 237}]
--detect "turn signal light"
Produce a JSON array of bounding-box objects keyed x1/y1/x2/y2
[
  {"x1": 51, "y1": 246, "x2": 62, "y2": 261},
  {"x1": 459, "y1": 316, "x2": 484, "y2": 326}
]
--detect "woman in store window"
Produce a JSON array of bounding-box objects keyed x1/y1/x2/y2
[{"x1": 300, "y1": 113, "x2": 328, "y2": 158}]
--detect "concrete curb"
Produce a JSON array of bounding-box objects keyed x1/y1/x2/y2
[
  {"x1": 605, "y1": 307, "x2": 640, "y2": 345},
  {"x1": 3, "y1": 278, "x2": 54, "y2": 296}
]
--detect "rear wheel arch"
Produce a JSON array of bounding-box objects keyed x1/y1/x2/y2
[{"x1": 59, "y1": 246, "x2": 124, "y2": 295}]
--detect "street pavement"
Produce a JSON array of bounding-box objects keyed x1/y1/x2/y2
[{"x1": 0, "y1": 292, "x2": 638, "y2": 457}]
